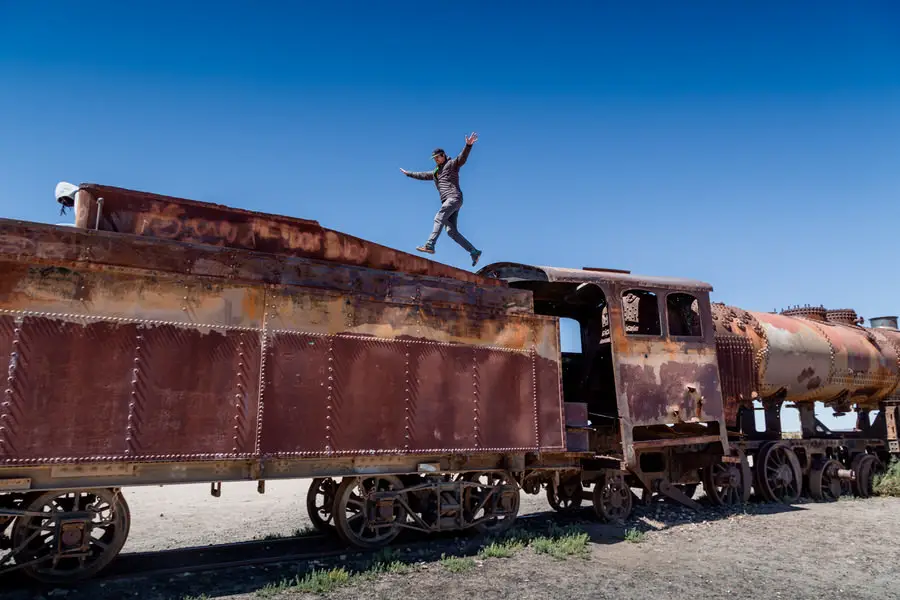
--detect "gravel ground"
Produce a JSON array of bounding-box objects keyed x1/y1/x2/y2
[{"x1": 3, "y1": 480, "x2": 899, "y2": 600}]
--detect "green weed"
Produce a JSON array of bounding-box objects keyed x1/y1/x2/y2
[
  {"x1": 874, "y1": 459, "x2": 900, "y2": 497},
  {"x1": 623, "y1": 528, "x2": 645, "y2": 543},
  {"x1": 439, "y1": 554, "x2": 476, "y2": 573}
]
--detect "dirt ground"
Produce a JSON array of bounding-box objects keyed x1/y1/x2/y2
[{"x1": 4, "y1": 480, "x2": 900, "y2": 600}]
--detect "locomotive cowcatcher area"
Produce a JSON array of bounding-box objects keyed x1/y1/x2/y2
[{"x1": 0, "y1": 184, "x2": 898, "y2": 594}]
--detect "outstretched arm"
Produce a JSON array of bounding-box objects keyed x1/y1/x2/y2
[
  {"x1": 400, "y1": 168, "x2": 434, "y2": 180},
  {"x1": 452, "y1": 132, "x2": 478, "y2": 168}
]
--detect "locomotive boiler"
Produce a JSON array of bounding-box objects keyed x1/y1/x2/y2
[
  {"x1": 713, "y1": 304, "x2": 900, "y2": 427},
  {"x1": 710, "y1": 304, "x2": 900, "y2": 502}
]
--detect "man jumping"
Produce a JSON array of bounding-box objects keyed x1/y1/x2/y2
[{"x1": 400, "y1": 131, "x2": 482, "y2": 267}]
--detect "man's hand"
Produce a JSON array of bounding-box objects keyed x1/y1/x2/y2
[{"x1": 465, "y1": 132, "x2": 478, "y2": 146}]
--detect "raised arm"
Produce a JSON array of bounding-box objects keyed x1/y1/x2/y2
[
  {"x1": 451, "y1": 132, "x2": 478, "y2": 168},
  {"x1": 400, "y1": 168, "x2": 435, "y2": 181}
]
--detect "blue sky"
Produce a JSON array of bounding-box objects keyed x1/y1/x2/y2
[{"x1": 2, "y1": 1, "x2": 898, "y2": 429}]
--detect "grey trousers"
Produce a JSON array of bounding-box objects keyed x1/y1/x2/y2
[{"x1": 426, "y1": 196, "x2": 476, "y2": 253}]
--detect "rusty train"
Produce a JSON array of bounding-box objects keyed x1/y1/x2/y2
[{"x1": 0, "y1": 184, "x2": 897, "y2": 584}]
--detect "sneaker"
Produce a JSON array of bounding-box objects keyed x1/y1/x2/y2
[
  {"x1": 416, "y1": 244, "x2": 435, "y2": 254},
  {"x1": 470, "y1": 249, "x2": 482, "y2": 267}
]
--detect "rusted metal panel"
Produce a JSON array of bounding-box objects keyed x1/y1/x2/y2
[
  {"x1": 535, "y1": 355, "x2": 566, "y2": 450},
  {"x1": 820, "y1": 322, "x2": 898, "y2": 407},
  {"x1": 129, "y1": 325, "x2": 261, "y2": 457},
  {"x1": 562, "y1": 402, "x2": 589, "y2": 453},
  {"x1": 0, "y1": 260, "x2": 267, "y2": 330},
  {"x1": 262, "y1": 284, "x2": 553, "y2": 359},
  {"x1": 0, "y1": 221, "x2": 534, "y2": 315},
  {"x1": 714, "y1": 334, "x2": 758, "y2": 427},
  {"x1": 258, "y1": 333, "x2": 331, "y2": 455},
  {"x1": 617, "y1": 357, "x2": 722, "y2": 425},
  {"x1": 479, "y1": 262, "x2": 713, "y2": 293},
  {"x1": 885, "y1": 402, "x2": 899, "y2": 453},
  {"x1": 404, "y1": 343, "x2": 479, "y2": 452},
  {"x1": 2, "y1": 318, "x2": 135, "y2": 462},
  {"x1": 327, "y1": 336, "x2": 408, "y2": 452},
  {"x1": 258, "y1": 333, "x2": 552, "y2": 456},
  {"x1": 0, "y1": 315, "x2": 18, "y2": 458},
  {"x1": 475, "y1": 348, "x2": 538, "y2": 450},
  {"x1": 609, "y1": 296, "x2": 725, "y2": 427},
  {"x1": 0, "y1": 314, "x2": 13, "y2": 365},
  {"x1": 73, "y1": 184, "x2": 502, "y2": 287},
  {"x1": 564, "y1": 402, "x2": 588, "y2": 427}
]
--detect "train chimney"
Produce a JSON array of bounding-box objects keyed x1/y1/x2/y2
[{"x1": 870, "y1": 316, "x2": 899, "y2": 330}]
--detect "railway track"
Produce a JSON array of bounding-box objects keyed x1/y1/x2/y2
[{"x1": 2, "y1": 513, "x2": 559, "y2": 594}]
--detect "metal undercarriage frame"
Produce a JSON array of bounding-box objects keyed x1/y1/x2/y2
[
  {"x1": 367, "y1": 477, "x2": 521, "y2": 534},
  {"x1": 0, "y1": 452, "x2": 580, "y2": 583}
]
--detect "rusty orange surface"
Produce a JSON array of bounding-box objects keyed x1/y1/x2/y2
[
  {"x1": 0, "y1": 212, "x2": 566, "y2": 465},
  {"x1": 73, "y1": 184, "x2": 502, "y2": 287}
]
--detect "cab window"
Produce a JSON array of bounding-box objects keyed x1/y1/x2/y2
[
  {"x1": 667, "y1": 292, "x2": 702, "y2": 337},
  {"x1": 622, "y1": 289, "x2": 661, "y2": 336}
]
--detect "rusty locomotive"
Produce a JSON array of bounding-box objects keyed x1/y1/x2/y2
[{"x1": 0, "y1": 184, "x2": 897, "y2": 584}]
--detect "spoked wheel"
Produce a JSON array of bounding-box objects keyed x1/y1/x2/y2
[
  {"x1": 808, "y1": 458, "x2": 847, "y2": 501},
  {"x1": 306, "y1": 477, "x2": 338, "y2": 533},
  {"x1": 754, "y1": 441, "x2": 802, "y2": 504},
  {"x1": 591, "y1": 471, "x2": 633, "y2": 524},
  {"x1": 9, "y1": 488, "x2": 130, "y2": 584},
  {"x1": 546, "y1": 476, "x2": 584, "y2": 513},
  {"x1": 461, "y1": 471, "x2": 520, "y2": 535},
  {"x1": 702, "y1": 449, "x2": 751, "y2": 506},
  {"x1": 332, "y1": 475, "x2": 407, "y2": 549},
  {"x1": 851, "y1": 454, "x2": 883, "y2": 498}
]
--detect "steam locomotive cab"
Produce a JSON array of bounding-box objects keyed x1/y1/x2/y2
[{"x1": 479, "y1": 263, "x2": 742, "y2": 510}]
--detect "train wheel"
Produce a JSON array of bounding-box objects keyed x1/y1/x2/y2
[
  {"x1": 702, "y1": 450, "x2": 751, "y2": 506},
  {"x1": 852, "y1": 454, "x2": 883, "y2": 498},
  {"x1": 306, "y1": 477, "x2": 338, "y2": 533},
  {"x1": 461, "y1": 471, "x2": 520, "y2": 535},
  {"x1": 754, "y1": 442, "x2": 802, "y2": 504},
  {"x1": 591, "y1": 471, "x2": 633, "y2": 524},
  {"x1": 332, "y1": 475, "x2": 407, "y2": 549},
  {"x1": 546, "y1": 476, "x2": 583, "y2": 512},
  {"x1": 808, "y1": 459, "x2": 845, "y2": 501},
  {"x1": 11, "y1": 488, "x2": 130, "y2": 584}
]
